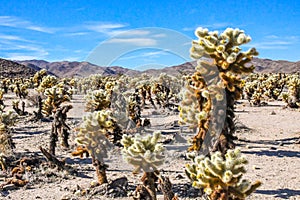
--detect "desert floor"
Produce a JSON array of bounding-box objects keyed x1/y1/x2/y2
[{"x1": 0, "y1": 94, "x2": 299, "y2": 200}]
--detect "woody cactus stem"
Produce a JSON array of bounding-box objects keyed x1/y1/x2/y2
[
  {"x1": 93, "y1": 157, "x2": 108, "y2": 184},
  {"x1": 50, "y1": 105, "x2": 72, "y2": 155},
  {"x1": 190, "y1": 27, "x2": 258, "y2": 154}
]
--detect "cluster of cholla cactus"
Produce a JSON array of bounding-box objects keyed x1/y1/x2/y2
[
  {"x1": 180, "y1": 27, "x2": 258, "y2": 154},
  {"x1": 10, "y1": 79, "x2": 29, "y2": 99},
  {"x1": 121, "y1": 131, "x2": 166, "y2": 200},
  {"x1": 186, "y1": 149, "x2": 261, "y2": 200},
  {"x1": 75, "y1": 110, "x2": 115, "y2": 184},
  {"x1": 243, "y1": 73, "x2": 287, "y2": 106}
]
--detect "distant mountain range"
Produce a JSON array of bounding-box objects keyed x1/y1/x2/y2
[{"x1": 0, "y1": 57, "x2": 299, "y2": 79}]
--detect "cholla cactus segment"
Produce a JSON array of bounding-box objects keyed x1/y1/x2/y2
[
  {"x1": 121, "y1": 131, "x2": 165, "y2": 173},
  {"x1": 185, "y1": 149, "x2": 261, "y2": 199},
  {"x1": 75, "y1": 110, "x2": 115, "y2": 162}
]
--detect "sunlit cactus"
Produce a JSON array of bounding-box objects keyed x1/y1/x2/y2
[
  {"x1": 42, "y1": 85, "x2": 71, "y2": 116},
  {"x1": 33, "y1": 69, "x2": 48, "y2": 88},
  {"x1": 0, "y1": 110, "x2": 18, "y2": 156},
  {"x1": 75, "y1": 110, "x2": 115, "y2": 184},
  {"x1": 182, "y1": 27, "x2": 258, "y2": 154},
  {"x1": 185, "y1": 149, "x2": 261, "y2": 200},
  {"x1": 84, "y1": 89, "x2": 111, "y2": 112},
  {"x1": 121, "y1": 131, "x2": 165, "y2": 200},
  {"x1": 283, "y1": 73, "x2": 300, "y2": 108},
  {"x1": 37, "y1": 75, "x2": 58, "y2": 93}
]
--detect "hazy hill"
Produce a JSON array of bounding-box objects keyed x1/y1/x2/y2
[
  {"x1": 11, "y1": 57, "x2": 300, "y2": 78},
  {"x1": 0, "y1": 58, "x2": 39, "y2": 78},
  {"x1": 18, "y1": 60, "x2": 140, "y2": 78}
]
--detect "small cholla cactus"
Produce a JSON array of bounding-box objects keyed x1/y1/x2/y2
[
  {"x1": 0, "y1": 89, "x2": 4, "y2": 106},
  {"x1": 75, "y1": 110, "x2": 115, "y2": 184},
  {"x1": 185, "y1": 148, "x2": 261, "y2": 200},
  {"x1": 121, "y1": 132, "x2": 165, "y2": 200}
]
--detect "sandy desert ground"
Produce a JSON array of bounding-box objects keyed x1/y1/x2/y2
[{"x1": 0, "y1": 93, "x2": 299, "y2": 200}]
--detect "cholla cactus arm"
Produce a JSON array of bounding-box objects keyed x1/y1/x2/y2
[
  {"x1": 185, "y1": 149, "x2": 261, "y2": 199},
  {"x1": 121, "y1": 131, "x2": 165, "y2": 173}
]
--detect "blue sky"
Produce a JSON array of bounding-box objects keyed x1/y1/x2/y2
[{"x1": 0, "y1": 0, "x2": 299, "y2": 69}]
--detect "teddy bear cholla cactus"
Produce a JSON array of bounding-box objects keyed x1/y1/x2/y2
[
  {"x1": 84, "y1": 89, "x2": 111, "y2": 112},
  {"x1": 282, "y1": 73, "x2": 300, "y2": 108},
  {"x1": 42, "y1": 84, "x2": 72, "y2": 116},
  {"x1": 121, "y1": 131, "x2": 165, "y2": 200},
  {"x1": 185, "y1": 148, "x2": 261, "y2": 200},
  {"x1": 75, "y1": 110, "x2": 114, "y2": 184},
  {"x1": 0, "y1": 109, "x2": 17, "y2": 157},
  {"x1": 183, "y1": 27, "x2": 258, "y2": 154}
]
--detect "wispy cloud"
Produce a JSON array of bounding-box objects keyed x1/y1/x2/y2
[
  {"x1": 63, "y1": 32, "x2": 90, "y2": 37},
  {"x1": 84, "y1": 22, "x2": 128, "y2": 36},
  {"x1": 0, "y1": 34, "x2": 32, "y2": 42},
  {"x1": 245, "y1": 35, "x2": 299, "y2": 50},
  {"x1": 105, "y1": 38, "x2": 157, "y2": 46},
  {"x1": 0, "y1": 16, "x2": 56, "y2": 33}
]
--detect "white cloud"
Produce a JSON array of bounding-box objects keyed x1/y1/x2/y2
[
  {"x1": 0, "y1": 34, "x2": 31, "y2": 42},
  {"x1": 84, "y1": 22, "x2": 127, "y2": 36},
  {"x1": 105, "y1": 38, "x2": 157, "y2": 46},
  {"x1": 0, "y1": 16, "x2": 55, "y2": 33},
  {"x1": 4, "y1": 54, "x2": 41, "y2": 60}
]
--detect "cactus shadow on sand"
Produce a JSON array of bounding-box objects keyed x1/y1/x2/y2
[
  {"x1": 242, "y1": 149, "x2": 300, "y2": 158},
  {"x1": 255, "y1": 188, "x2": 300, "y2": 199}
]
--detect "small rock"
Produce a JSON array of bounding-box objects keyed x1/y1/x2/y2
[
  {"x1": 175, "y1": 174, "x2": 184, "y2": 180},
  {"x1": 270, "y1": 146, "x2": 277, "y2": 150},
  {"x1": 252, "y1": 165, "x2": 261, "y2": 170},
  {"x1": 270, "y1": 111, "x2": 276, "y2": 115}
]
